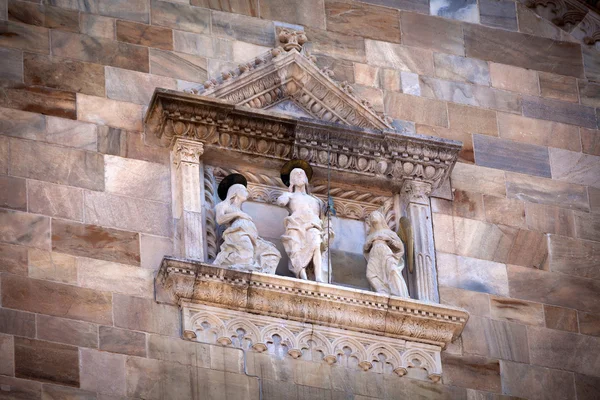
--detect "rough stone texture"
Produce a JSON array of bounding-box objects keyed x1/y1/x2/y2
[
  {"x1": 80, "y1": 13, "x2": 115, "y2": 39},
  {"x1": 0, "y1": 209, "x2": 50, "y2": 250},
  {"x1": 525, "y1": 202, "x2": 575, "y2": 237},
  {"x1": 113, "y1": 294, "x2": 179, "y2": 336},
  {"x1": 483, "y1": 195, "x2": 525, "y2": 228},
  {"x1": 433, "y1": 53, "x2": 490, "y2": 85},
  {"x1": 544, "y1": 305, "x2": 578, "y2": 333},
  {"x1": 548, "y1": 235, "x2": 600, "y2": 280},
  {"x1": 36, "y1": 314, "x2": 98, "y2": 348},
  {"x1": 473, "y1": 134, "x2": 551, "y2": 178},
  {"x1": 490, "y1": 63, "x2": 538, "y2": 96},
  {"x1": 52, "y1": 219, "x2": 140, "y2": 265},
  {"x1": 479, "y1": 0, "x2": 517, "y2": 30},
  {"x1": 528, "y1": 326, "x2": 600, "y2": 377},
  {"x1": 440, "y1": 353, "x2": 500, "y2": 393},
  {"x1": 80, "y1": 348, "x2": 126, "y2": 396},
  {"x1": 574, "y1": 212, "x2": 600, "y2": 242},
  {"x1": 77, "y1": 93, "x2": 144, "y2": 131},
  {"x1": 0, "y1": 242, "x2": 27, "y2": 275},
  {"x1": 27, "y1": 180, "x2": 84, "y2": 221},
  {"x1": 448, "y1": 103, "x2": 497, "y2": 135},
  {"x1": 550, "y1": 148, "x2": 600, "y2": 188},
  {"x1": 14, "y1": 337, "x2": 79, "y2": 387},
  {"x1": 77, "y1": 257, "x2": 154, "y2": 298},
  {"x1": 401, "y1": 12, "x2": 463, "y2": 55},
  {"x1": 575, "y1": 373, "x2": 600, "y2": 400},
  {"x1": 464, "y1": 24, "x2": 584, "y2": 78},
  {"x1": 489, "y1": 296, "x2": 544, "y2": 326},
  {"x1": 0, "y1": 308, "x2": 36, "y2": 337},
  {"x1": 51, "y1": 30, "x2": 149, "y2": 72},
  {"x1": 523, "y1": 95, "x2": 597, "y2": 129},
  {"x1": 384, "y1": 91, "x2": 447, "y2": 127},
  {"x1": 24, "y1": 53, "x2": 105, "y2": 97},
  {"x1": 148, "y1": 334, "x2": 210, "y2": 367},
  {"x1": 461, "y1": 316, "x2": 529, "y2": 363},
  {"x1": 0, "y1": 47, "x2": 23, "y2": 82},
  {"x1": 28, "y1": 249, "x2": 77, "y2": 284},
  {"x1": 99, "y1": 326, "x2": 147, "y2": 357},
  {"x1": 579, "y1": 312, "x2": 600, "y2": 337},
  {"x1": 497, "y1": 112, "x2": 581, "y2": 152},
  {"x1": 0, "y1": 333, "x2": 14, "y2": 376},
  {"x1": 0, "y1": 175, "x2": 26, "y2": 211},
  {"x1": 539, "y1": 72, "x2": 578, "y2": 103},
  {"x1": 508, "y1": 264, "x2": 600, "y2": 314},
  {"x1": 366, "y1": 39, "x2": 434, "y2": 75},
  {"x1": 325, "y1": 0, "x2": 400, "y2": 43},
  {"x1": 500, "y1": 360, "x2": 576, "y2": 400},
  {"x1": 9, "y1": 138, "x2": 104, "y2": 190},
  {"x1": 581, "y1": 128, "x2": 600, "y2": 156},
  {"x1": 505, "y1": 172, "x2": 589, "y2": 211}
]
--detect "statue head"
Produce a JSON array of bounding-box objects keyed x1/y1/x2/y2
[
  {"x1": 366, "y1": 210, "x2": 388, "y2": 233},
  {"x1": 226, "y1": 183, "x2": 249, "y2": 204},
  {"x1": 289, "y1": 168, "x2": 308, "y2": 192}
]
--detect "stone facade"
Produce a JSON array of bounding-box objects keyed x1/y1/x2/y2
[{"x1": 1, "y1": 1, "x2": 600, "y2": 400}]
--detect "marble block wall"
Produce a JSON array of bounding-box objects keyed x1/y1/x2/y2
[{"x1": 0, "y1": 0, "x2": 600, "y2": 399}]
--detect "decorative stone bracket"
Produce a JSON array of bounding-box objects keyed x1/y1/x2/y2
[{"x1": 157, "y1": 257, "x2": 469, "y2": 381}]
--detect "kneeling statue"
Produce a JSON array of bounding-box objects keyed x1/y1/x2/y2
[
  {"x1": 363, "y1": 210, "x2": 409, "y2": 297},
  {"x1": 213, "y1": 174, "x2": 281, "y2": 274}
]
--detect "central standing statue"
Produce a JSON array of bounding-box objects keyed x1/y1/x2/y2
[{"x1": 277, "y1": 160, "x2": 332, "y2": 282}]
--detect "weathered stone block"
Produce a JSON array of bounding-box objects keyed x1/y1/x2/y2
[
  {"x1": 151, "y1": 0, "x2": 210, "y2": 33},
  {"x1": 462, "y1": 316, "x2": 529, "y2": 362},
  {"x1": 0, "y1": 107, "x2": 46, "y2": 141},
  {"x1": 574, "y1": 212, "x2": 600, "y2": 242},
  {"x1": 77, "y1": 257, "x2": 154, "y2": 298},
  {"x1": 506, "y1": 228, "x2": 548, "y2": 269},
  {"x1": 212, "y1": 9, "x2": 274, "y2": 47},
  {"x1": 0, "y1": 375, "x2": 42, "y2": 399},
  {"x1": 80, "y1": 13, "x2": 115, "y2": 39},
  {"x1": 0, "y1": 84, "x2": 76, "y2": 119},
  {"x1": 402, "y1": 12, "x2": 464, "y2": 55},
  {"x1": 2, "y1": 274, "x2": 113, "y2": 324},
  {"x1": 46, "y1": 116, "x2": 98, "y2": 151},
  {"x1": 149, "y1": 48, "x2": 208, "y2": 83},
  {"x1": 524, "y1": 202, "x2": 574, "y2": 237},
  {"x1": 0, "y1": 209, "x2": 50, "y2": 250},
  {"x1": 539, "y1": 71, "x2": 578, "y2": 103},
  {"x1": 508, "y1": 264, "x2": 600, "y2": 313},
  {"x1": 128, "y1": 357, "x2": 198, "y2": 400},
  {"x1": 52, "y1": 30, "x2": 149, "y2": 72},
  {"x1": 522, "y1": 95, "x2": 596, "y2": 129},
  {"x1": 148, "y1": 334, "x2": 208, "y2": 367},
  {"x1": 354, "y1": 63, "x2": 379, "y2": 88},
  {"x1": 0, "y1": 47, "x2": 22, "y2": 82},
  {"x1": 451, "y1": 162, "x2": 506, "y2": 196},
  {"x1": 173, "y1": 30, "x2": 233, "y2": 60},
  {"x1": 505, "y1": 172, "x2": 589, "y2": 211},
  {"x1": 77, "y1": 93, "x2": 143, "y2": 131},
  {"x1": 80, "y1": 348, "x2": 126, "y2": 396},
  {"x1": 383, "y1": 374, "x2": 468, "y2": 399},
  {"x1": 52, "y1": 219, "x2": 140, "y2": 265},
  {"x1": 0, "y1": 20, "x2": 48, "y2": 53},
  {"x1": 448, "y1": 103, "x2": 497, "y2": 135},
  {"x1": 104, "y1": 155, "x2": 170, "y2": 203},
  {"x1": 325, "y1": 0, "x2": 400, "y2": 43},
  {"x1": 366, "y1": 39, "x2": 433, "y2": 75},
  {"x1": 433, "y1": 53, "x2": 490, "y2": 85},
  {"x1": 400, "y1": 71, "x2": 420, "y2": 95},
  {"x1": 500, "y1": 360, "x2": 575, "y2": 400},
  {"x1": 0, "y1": 175, "x2": 26, "y2": 211},
  {"x1": 489, "y1": 63, "x2": 538, "y2": 96},
  {"x1": 489, "y1": 296, "x2": 544, "y2": 326},
  {"x1": 9, "y1": 138, "x2": 104, "y2": 190},
  {"x1": 28, "y1": 249, "x2": 77, "y2": 284},
  {"x1": 474, "y1": 134, "x2": 551, "y2": 177},
  {"x1": 106, "y1": 67, "x2": 177, "y2": 106},
  {"x1": 516, "y1": 2, "x2": 570, "y2": 41},
  {"x1": 14, "y1": 337, "x2": 79, "y2": 387},
  {"x1": 441, "y1": 353, "x2": 501, "y2": 393},
  {"x1": 497, "y1": 112, "x2": 580, "y2": 152},
  {"x1": 0, "y1": 333, "x2": 13, "y2": 376},
  {"x1": 483, "y1": 196, "x2": 525, "y2": 228},
  {"x1": 260, "y1": 0, "x2": 325, "y2": 28},
  {"x1": 464, "y1": 24, "x2": 584, "y2": 78},
  {"x1": 544, "y1": 305, "x2": 578, "y2": 333},
  {"x1": 439, "y1": 286, "x2": 490, "y2": 317},
  {"x1": 191, "y1": 0, "x2": 258, "y2": 16},
  {"x1": 305, "y1": 27, "x2": 365, "y2": 63},
  {"x1": 579, "y1": 312, "x2": 600, "y2": 337},
  {"x1": 0, "y1": 243, "x2": 27, "y2": 275},
  {"x1": 416, "y1": 124, "x2": 473, "y2": 162},
  {"x1": 0, "y1": 308, "x2": 35, "y2": 337},
  {"x1": 36, "y1": 314, "x2": 98, "y2": 348},
  {"x1": 528, "y1": 326, "x2": 600, "y2": 377},
  {"x1": 99, "y1": 326, "x2": 147, "y2": 357},
  {"x1": 581, "y1": 128, "x2": 600, "y2": 156},
  {"x1": 437, "y1": 252, "x2": 508, "y2": 296},
  {"x1": 140, "y1": 234, "x2": 173, "y2": 270},
  {"x1": 576, "y1": 373, "x2": 600, "y2": 400},
  {"x1": 479, "y1": 0, "x2": 517, "y2": 30},
  {"x1": 41, "y1": 384, "x2": 97, "y2": 400},
  {"x1": 28, "y1": 180, "x2": 83, "y2": 222},
  {"x1": 113, "y1": 294, "x2": 179, "y2": 336},
  {"x1": 384, "y1": 92, "x2": 447, "y2": 127},
  {"x1": 116, "y1": 20, "x2": 173, "y2": 50},
  {"x1": 24, "y1": 53, "x2": 105, "y2": 97},
  {"x1": 232, "y1": 40, "x2": 270, "y2": 63},
  {"x1": 433, "y1": 189, "x2": 485, "y2": 220},
  {"x1": 550, "y1": 148, "x2": 600, "y2": 188},
  {"x1": 47, "y1": 0, "x2": 149, "y2": 23},
  {"x1": 548, "y1": 235, "x2": 600, "y2": 280}
]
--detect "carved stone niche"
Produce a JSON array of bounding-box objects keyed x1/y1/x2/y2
[
  {"x1": 157, "y1": 257, "x2": 469, "y2": 382},
  {"x1": 146, "y1": 35, "x2": 468, "y2": 382}
]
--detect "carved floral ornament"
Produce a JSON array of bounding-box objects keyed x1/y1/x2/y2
[{"x1": 148, "y1": 31, "x2": 468, "y2": 382}]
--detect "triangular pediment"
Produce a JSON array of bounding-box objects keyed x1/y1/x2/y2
[{"x1": 186, "y1": 33, "x2": 392, "y2": 131}]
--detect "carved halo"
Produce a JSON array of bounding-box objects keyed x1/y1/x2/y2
[
  {"x1": 217, "y1": 173, "x2": 248, "y2": 200},
  {"x1": 280, "y1": 159, "x2": 313, "y2": 186}
]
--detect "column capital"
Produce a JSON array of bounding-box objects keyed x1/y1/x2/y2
[
  {"x1": 400, "y1": 180, "x2": 432, "y2": 205},
  {"x1": 172, "y1": 137, "x2": 204, "y2": 166}
]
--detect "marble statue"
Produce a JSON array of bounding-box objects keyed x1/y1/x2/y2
[
  {"x1": 277, "y1": 162, "x2": 332, "y2": 282},
  {"x1": 363, "y1": 210, "x2": 409, "y2": 297},
  {"x1": 213, "y1": 174, "x2": 281, "y2": 273}
]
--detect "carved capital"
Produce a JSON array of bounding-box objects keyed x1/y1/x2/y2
[
  {"x1": 173, "y1": 138, "x2": 204, "y2": 166},
  {"x1": 401, "y1": 180, "x2": 433, "y2": 205}
]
